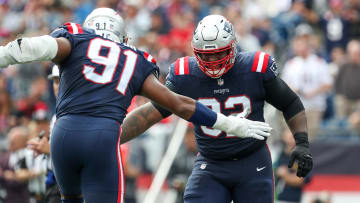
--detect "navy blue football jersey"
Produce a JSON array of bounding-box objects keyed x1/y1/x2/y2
[
  {"x1": 51, "y1": 23, "x2": 159, "y2": 123},
  {"x1": 166, "y1": 51, "x2": 278, "y2": 159}
]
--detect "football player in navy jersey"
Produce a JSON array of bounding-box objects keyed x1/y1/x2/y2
[
  {"x1": 120, "y1": 15, "x2": 313, "y2": 203},
  {"x1": 0, "y1": 8, "x2": 273, "y2": 203}
]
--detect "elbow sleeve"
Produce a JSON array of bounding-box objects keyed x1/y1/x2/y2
[
  {"x1": 3, "y1": 35, "x2": 58, "y2": 65},
  {"x1": 264, "y1": 77, "x2": 305, "y2": 120}
]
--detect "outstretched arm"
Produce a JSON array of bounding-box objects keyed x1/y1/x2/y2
[
  {"x1": 121, "y1": 102, "x2": 164, "y2": 144},
  {"x1": 140, "y1": 74, "x2": 197, "y2": 121},
  {"x1": 135, "y1": 74, "x2": 272, "y2": 141},
  {"x1": 0, "y1": 36, "x2": 71, "y2": 68}
]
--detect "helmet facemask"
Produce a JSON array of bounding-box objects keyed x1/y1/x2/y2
[{"x1": 193, "y1": 40, "x2": 236, "y2": 78}]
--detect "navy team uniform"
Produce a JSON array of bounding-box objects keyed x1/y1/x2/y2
[
  {"x1": 157, "y1": 51, "x2": 279, "y2": 203},
  {"x1": 50, "y1": 23, "x2": 158, "y2": 203}
]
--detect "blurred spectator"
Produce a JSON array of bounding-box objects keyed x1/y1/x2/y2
[
  {"x1": 348, "y1": 103, "x2": 360, "y2": 135},
  {"x1": 27, "y1": 64, "x2": 61, "y2": 203},
  {"x1": 275, "y1": 127, "x2": 311, "y2": 203},
  {"x1": 15, "y1": 77, "x2": 49, "y2": 121},
  {"x1": 0, "y1": 89, "x2": 12, "y2": 136},
  {"x1": 184, "y1": 0, "x2": 210, "y2": 24},
  {"x1": 320, "y1": 0, "x2": 350, "y2": 57},
  {"x1": 3, "y1": 125, "x2": 46, "y2": 203},
  {"x1": 334, "y1": 40, "x2": 360, "y2": 119},
  {"x1": 346, "y1": 0, "x2": 360, "y2": 39},
  {"x1": 32, "y1": 102, "x2": 50, "y2": 136},
  {"x1": 0, "y1": 126, "x2": 31, "y2": 203},
  {"x1": 234, "y1": 16, "x2": 261, "y2": 52},
  {"x1": 272, "y1": 0, "x2": 318, "y2": 48},
  {"x1": 168, "y1": 124, "x2": 197, "y2": 203},
  {"x1": 282, "y1": 31, "x2": 333, "y2": 139},
  {"x1": 122, "y1": 0, "x2": 151, "y2": 45},
  {"x1": 149, "y1": 6, "x2": 171, "y2": 35},
  {"x1": 328, "y1": 46, "x2": 345, "y2": 78}
]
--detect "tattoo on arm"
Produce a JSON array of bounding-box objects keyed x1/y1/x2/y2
[{"x1": 120, "y1": 102, "x2": 163, "y2": 144}]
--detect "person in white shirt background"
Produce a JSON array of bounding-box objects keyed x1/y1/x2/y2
[{"x1": 282, "y1": 27, "x2": 333, "y2": 140}]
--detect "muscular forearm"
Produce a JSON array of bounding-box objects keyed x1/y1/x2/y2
[
  {"x1": 120, "y1": 102, "x2": 164, "y2": 144},
  {"x1": 140, "y1": 74, "x2": 216, "y2": 126},
  {"x1": 286, "y1": 111, "x2": 307, "y2": 135}
]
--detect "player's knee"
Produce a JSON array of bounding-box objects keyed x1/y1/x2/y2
[{"x1": 61, "y1": 194, "x2": 83, "y2": 203}]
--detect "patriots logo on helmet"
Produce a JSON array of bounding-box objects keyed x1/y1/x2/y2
[{"x1": 223, "y1": 21, "x2": 232, "y2": 34}]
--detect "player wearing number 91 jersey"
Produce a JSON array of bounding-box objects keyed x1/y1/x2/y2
[
  {"x1": 120, "y1": 15, "x2": 313, "y2": 203},
  {"x1": 0, "y1": 9, "x2": 273, "y2": 203},
  {"x1": 50, "y1": 23, "x2": 154, "y2": 122}
]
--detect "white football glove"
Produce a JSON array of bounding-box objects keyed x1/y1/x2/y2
[{"x1": 212, "y1": 109, "x2": 272, "y2": 140}]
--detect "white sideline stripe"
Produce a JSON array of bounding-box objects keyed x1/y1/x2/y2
[
  {"x1": 70, "y1": 23, "x2": 78, "y2": 34},
  {"x1": 179, "y1": 57, "x2": 185, "y2": 75},
  {"x1": 256, "y1": 52, "x2": 265, "y2": 72},
  {"x1": 143, "y1": 119, "x2": 188, "y2": 203},
  {"x1": 117, "y1": 133, "x2": 124, "y2": 203}
]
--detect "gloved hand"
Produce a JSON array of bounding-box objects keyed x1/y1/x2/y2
[
  {"x1": 213, "y1": 109, "x2": 272, "y2": 140},
  {"x1": 288, "y1": 132, "x2": 313, "y2": 177},
  {"x1": 229, "y1": 116, "x2": 272, "y2": 140}
]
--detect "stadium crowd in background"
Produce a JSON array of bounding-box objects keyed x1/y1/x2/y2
[{"x1": 1, "y1": 0, "x2": 360, "y2": 202}]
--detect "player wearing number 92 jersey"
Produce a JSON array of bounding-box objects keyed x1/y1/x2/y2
[
  {"x1": 120, "y1": 15, "x2": 313, "y2": 203},
  {"x1": 164, "y1": 51, "x2": 276, "y2": 160}
]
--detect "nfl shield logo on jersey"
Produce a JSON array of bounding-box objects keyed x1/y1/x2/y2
[
  {"x1": 200, "y1": 163, "x2": 207, "y2": 170},
  {"x1": 217, "y1": 78, "x2": 224, "y2": 86}
]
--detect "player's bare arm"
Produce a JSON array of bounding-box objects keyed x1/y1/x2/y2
[
  {"x1": 53, "y1": 37, "x2": 72, "y2": 63},
  {"x1": 140, "y1": 74, "x2": 197, "y2": 120},
  {"x1": 264, "y1": 77, "x2": 313, "y2": 177},
  {"x1": 120, "y1": 102, "x2": 163, "y2": 144}
]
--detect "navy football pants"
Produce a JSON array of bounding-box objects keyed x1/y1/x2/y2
[
  {"x1": 51, "y1": 115, "x2": 124, "y2": 203},
  {"x1": 184, "y1": 144, "x2": 274, "y2": 203}
]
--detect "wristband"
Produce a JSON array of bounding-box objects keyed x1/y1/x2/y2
[
  {"x1": 188, "y1": 101, "x2": 217, "y2": 127},
  {"x1": 294, "y1": 132, "x2": 309, "y2": 147}
]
